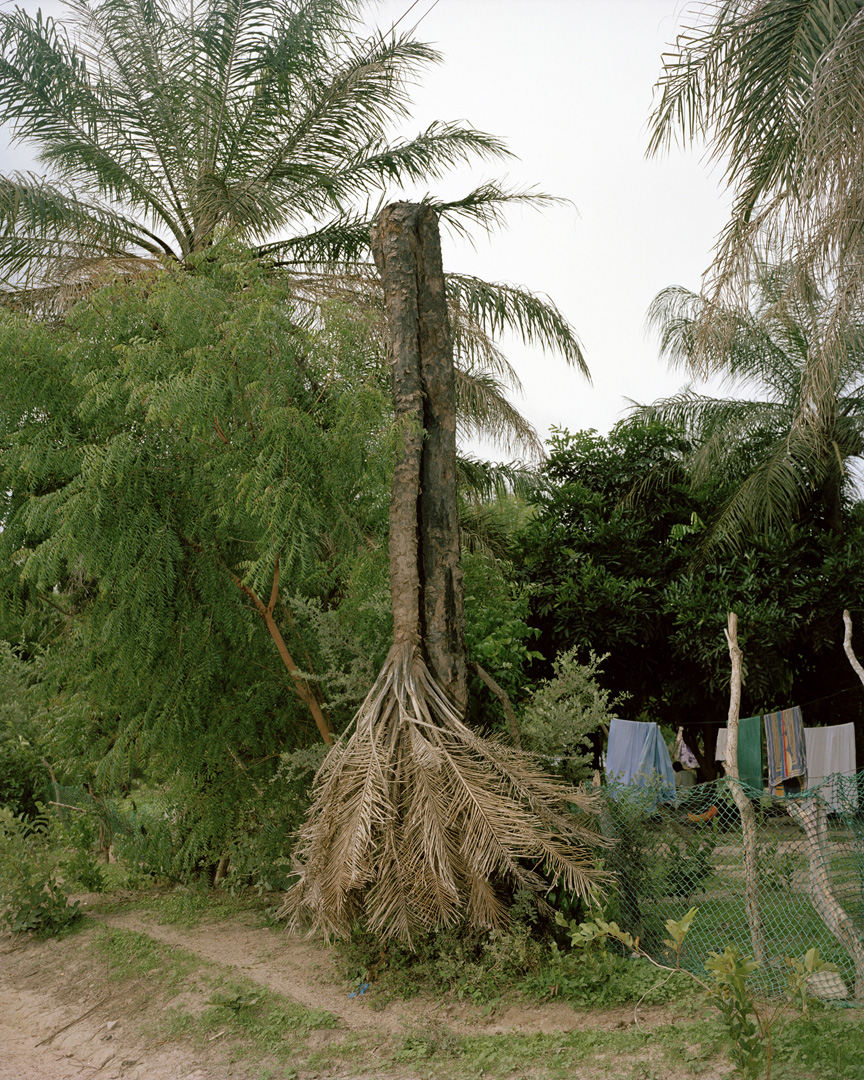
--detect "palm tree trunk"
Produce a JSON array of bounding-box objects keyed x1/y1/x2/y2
[
  {"x1": 371, "y1": 202, "x2": 467, "y2": 708},
  {"x1": 369, "y1": 203, "x2": 425, "y2": 649}
]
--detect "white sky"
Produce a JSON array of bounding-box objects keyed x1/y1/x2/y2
[
  {"x1": 1, "y1": 0, "x2": 731, "y2": 455},
  {"x1": 363, "y1": 0, "x2": 731, "y2": 455}
]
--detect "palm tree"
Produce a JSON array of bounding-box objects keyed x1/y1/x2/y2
[
  {"x1": 0, "y1": 0, "x2": 586, "y2": 457},
  {"x1": 635, "y1": 264, "x2": 864, "y2": 547},
  {"x1": 649, "y1": 0, "x2": 864, "y2": 352}
]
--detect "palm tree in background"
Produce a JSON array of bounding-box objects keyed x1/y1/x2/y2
[
  {"x1": 0, "y1": 0, "x2": 587, "y2": 456},
  {"x1": 634, "y1": 264, "x2": 864, "y2": 547},
  {"x1": 649, "y1": 0, "x2": 864, "y2": 374}
]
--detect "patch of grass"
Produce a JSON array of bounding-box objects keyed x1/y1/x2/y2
[
  {"x1": 139, "y1": 886, "x2": 267, "y2": 927},
  {"x1": 393, "y1": 1019, "x2": 465, "y2": 1063},
  {"x1": 93, "y1": 926, "x2": 199, "y2": 990},
  {"x1": 771, "y1": 1007, "x2": 864, "y2": 1079},
  {"x1": 190, "y1": 976, "x2": 338, "y2": 1069}
]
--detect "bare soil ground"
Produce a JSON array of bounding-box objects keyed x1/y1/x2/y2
[{"x1": 0, "y1": 900, "x2": 725, "y2": 1080}]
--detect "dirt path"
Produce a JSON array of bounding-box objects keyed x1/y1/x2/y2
[
  {"x1": 0, "y1": 906, "x2": 706, "y2": 1080},
  {"x1": 0, "y1": 937, "x2": 214, "y2": 1080},
  {"x1": 96, "y1": 910, "x2": 673, "y2": 1038}
]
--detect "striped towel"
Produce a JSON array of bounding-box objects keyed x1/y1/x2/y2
[{"x1": 764, "y1": 706, "x2": 807, "y2": 791}]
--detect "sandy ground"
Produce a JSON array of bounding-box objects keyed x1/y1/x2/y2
[{"x1": 0, "y1": 903, "x2": 718, "y2": 1080}]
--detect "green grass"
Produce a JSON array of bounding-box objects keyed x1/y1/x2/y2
[
  {"x1": 382, "y1": 1009, "x2": 864, "y2": 1080},
  {"x1": 648, "y1": 895, "x2": 856, "y2": 992},
  {"x1": 91, "y1": 922, "x2": 340, "y2": 1073},
  {"x1": 94, "y1": 925, "x2": 200, "y2": 989}
]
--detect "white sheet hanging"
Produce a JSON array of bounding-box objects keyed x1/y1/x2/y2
[{"x1": 803, "y1": 724, "x2": 857, "y2": 812}]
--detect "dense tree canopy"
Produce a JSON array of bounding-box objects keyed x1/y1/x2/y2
[
  {"x1": 515, "y1": 421, "x2": 864, "y2": 777},
  {"x1": 0, "y1": 256, "x2": 399, "y2": 866}
]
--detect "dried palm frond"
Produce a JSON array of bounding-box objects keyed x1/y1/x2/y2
[{"x1": 281, "y1": 640, "x2": 609, "y2": 942}]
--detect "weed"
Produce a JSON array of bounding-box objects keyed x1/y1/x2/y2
[
  {"x1": 0, "y1": 805, "x2": 81, "y2": 935},
  {"x1": 394, "y1": 1020, "x2": 464, "y2": 1063}
]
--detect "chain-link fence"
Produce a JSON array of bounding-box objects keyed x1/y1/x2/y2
[{"x1": 601, "y1": 774, "x2": 864, "y2": 999}]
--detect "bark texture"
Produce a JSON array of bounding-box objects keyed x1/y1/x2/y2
[
  {"x1": 371, "y1": 202, "x2": 467, "y2": 709},
  {"x1": 723, "y1": 612, "x2": 765, "y2": 963},
  {"x1": 787, "y1": 795, "x2": 864, "y2": 999},
  {"x1": 843, "y1": 609, "x2": 864, "y2": 688}
]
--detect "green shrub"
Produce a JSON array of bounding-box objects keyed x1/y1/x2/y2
[
  {"x1": 520, "y1": 649, "x2": 625, "y2": 785},
  {"x1": 0, "y1": 644, "x2": 49, "y2": 818},
  {"x1": 0, "y1": 805, "x2": 80, "y2": 935}
]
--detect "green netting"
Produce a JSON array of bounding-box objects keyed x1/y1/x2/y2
[{"x1": 600, "y1": 773, "x2": 864, "y2": 1000}]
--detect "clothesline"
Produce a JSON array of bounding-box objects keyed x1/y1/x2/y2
[{"x1": 680, "y1": 680, "x2": 864, "y2": 727}]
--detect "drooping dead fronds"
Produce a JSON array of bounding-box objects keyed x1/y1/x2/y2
[{"x1": 281, "y1": 641, "x2": 608, "y2": 941}]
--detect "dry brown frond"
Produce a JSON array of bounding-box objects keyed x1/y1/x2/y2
[{"x1": 281, "y1": 641, "x2": 610, "y2": 943}]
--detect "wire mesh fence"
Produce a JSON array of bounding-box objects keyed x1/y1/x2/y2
[{"x1": 601, "y1": 773, "x2": 864, "y2": 999}]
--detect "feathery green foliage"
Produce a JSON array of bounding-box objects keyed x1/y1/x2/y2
[{"x1": 0, "y1": 254, "x2": 396, "y2": 874}]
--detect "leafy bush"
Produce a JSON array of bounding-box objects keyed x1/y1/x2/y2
[
  {"x1": 335, "y1": 894, "x2": 689, "y2": 1009},
  {"x1": 0, "y1": 644, "x2": 49, "y2": 818},
  {"x1": 662, "y1": 836, "x2": 715, "y2": 899},
  {"x1": 0, "y1": 805, "x2": 80, "y2": 935},
  {"x1": 59, "y1": 815, "x2": 107, "y2": 892},
  {"x1": 520, "y1": 649, "x2": 624, "y2": 785}
]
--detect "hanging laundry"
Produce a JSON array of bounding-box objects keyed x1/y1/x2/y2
[
  {"x1": 714, "y1": 718, "x2": 763, "y2": 793},
  {"x1": 738, "y1": 717, "x2": 763, "y2": 794},
  {"x1": 764, "y1": 706, "x2": 807, "y2": 792},
  {"x1": 606, "y1": 719, "x2": 676, "y2": 806},
  {"x1": 675, "y1": 727, "x2": 698, "y2": 769},
  {"x1": 804, "y1": 724, "x2": 857, "y2": 812}
]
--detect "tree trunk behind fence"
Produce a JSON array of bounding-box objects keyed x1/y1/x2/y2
[
  {"x1": 723, "y1": 612, "x2": 766, "y2": 963},
  {"x1": 786, "y1": 796, "x2": 864, "y2": 1000}
]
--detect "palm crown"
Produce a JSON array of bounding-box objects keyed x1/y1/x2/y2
[
  {"x1": 1, "y1": 0, "x2": 511, "y2": 271},
  {"x1": 650, "y1": 0, "x2": 864, "y2": 312},
  {"x1": 0, "y1": 0, "x2": 586, "y2": 461},
  {"x1": 635, "y1": 265, "x2": 864, "y2": 545}
]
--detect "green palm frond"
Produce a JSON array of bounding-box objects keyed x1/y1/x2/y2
[
  {"x1": 640, "y1": 260, "x2": 864, "y2": 547},
  {"x1": 431, "y1": 183, "x2": 564, "y2": 241},
  {"x1": 0, "y1": 173, "x2": 167, "y2": 288},
  {"x1": 454, "y1": 368, "x2": 541, "y2": 459},
  {"x1": 456, "y1": 455, "x2": 539, "y2": 503},
  {"x1": 649, "y1": 1, "x2": 864, "y2": 321},
  {"x1": 446, "y1": 273, "x2": 587, "y2": 376}
]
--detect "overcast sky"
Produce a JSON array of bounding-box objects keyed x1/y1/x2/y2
[
  {"x1": 362, "y1": 0, "x2": 732, "y2": 454},
  {"x1": 2, "y1": 0, "x2": 731, "y2": 456}
]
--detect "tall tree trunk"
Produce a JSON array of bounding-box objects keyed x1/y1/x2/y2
[
  {"x1": 371, "y1": 202, "x2": 467, "y2": 709},
  {"x1": 723, "y1": 612, "x2": 765, "y2": 963},
  {"x1": 282, "y1": 203, "x2": 607, "y2": 942},
  {"x1": 369, "y1": 203, "x2": 424, "y2": 649}
]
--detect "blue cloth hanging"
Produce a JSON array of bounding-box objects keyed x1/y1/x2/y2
[{"x1": 606, "y1": 718, "x2": 676, "y2": 806}]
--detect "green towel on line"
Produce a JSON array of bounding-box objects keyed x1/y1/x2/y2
[{"x1": 737, "y1": 715, "x2": 763, "y2": 794}]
